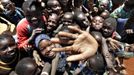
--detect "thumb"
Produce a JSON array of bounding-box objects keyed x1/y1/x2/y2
[{"x1": 66, "y1": 54, "x2": 85, "y2": 62}]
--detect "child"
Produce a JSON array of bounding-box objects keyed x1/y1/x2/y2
[{"x1": 0, "y1": 34, "x2": 19, "y2": 75}]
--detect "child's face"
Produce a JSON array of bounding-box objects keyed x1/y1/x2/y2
[
  {"x1": 1, "y1": 0, "x2": 15, "y2": 15},
  {"x1": 0, "y1": 37, "x2": 17, "y2": 59},
  {"x1": 92, "y1": 16, "x2": 104, "y2": 30},
  {"x1": 39, "y1": 40, "x2": 55, "y2": 58},
  {"x1": 99, "y1": 1, "x2": 109, "y2": 11},
  {"x1": 25, "y1": 8, "x2": 42, "y2": 28},
  {"x1": 47, "y1": 0, "x2": 61, "y2": 13},
  {"x1": 47, "y1": 14, "x2": 58, "y2": 32},
  {"x1": 102, "y1": 22, "x2": 115, "y2": 37}
]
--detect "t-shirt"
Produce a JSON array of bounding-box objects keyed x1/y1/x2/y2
[{"x1": 16, "y1": 16, "x2": 46, "y2": 48}]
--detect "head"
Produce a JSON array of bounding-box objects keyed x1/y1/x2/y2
[
  {"x1": 22, "y1": 0, "x2": 43, "y2": 28},
  {"x1": 47, "y1": 13, "x2": 59, "y2": 32},
  {"x1": 1, "y1": 0, "x2": 15, "y2": 15},
  {"x1": 98, "y1": 0, "x2": 110, "y2": 11},
  {"x1": 58, "y1": 0, "x2": 69, "y2": 7},
  {"x1": 15, "y1": 57, "x2": 39, "y2": 75},
  {"x1": 62, "y1": 12, "x2": 73, "y2": 25},
  {"x1": 47, "y1": 0, "x2": 61, "y2": 14},
  {"x1": 35, "y1": 34, "x2": 55, "y2": 58},
  {"x1": 100, "y1": 11, "x2": 110, "y2": 19},
  {"x1": 102, "y1": 17, "x2": 117, "y2": 37},
  {"x1": 91, "y1": 16, "x2": 104, "y2": 31},
  {"x1": 74, "y1": 10, "x2": 89, "y2": 28},
  {"x1": 0, "y1": 34, "x2": 17, "y2": 62}
]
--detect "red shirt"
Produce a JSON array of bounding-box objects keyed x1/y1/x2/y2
[{"x1": 16, "y1": 16, "x2": 46, "y2": 48}]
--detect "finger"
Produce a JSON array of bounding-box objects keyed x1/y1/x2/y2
[
  {"x1": 66, "y1": 50, "x2": 92, "y2": 61},
  {"x1": 130, "y1": 29, "x2": 134, "y2": 34},
  {"x1": 58, "y1": 31, "x2": 78, "y2": 39},
  {"x1": 68, "y1": 26, "x2": 83, "y2": 34},
  {"x1": 51, "y1": 46, "x2": 73, "y2": 52},
  {"x1": 35, "y1": 30, "x2": 43, "y2": 34},
  {"x1": 127, "y1": 29, "x2": 133, "y2": 34},
  {"x1": 51, "y1": 38, "x2": 74, "y2": 44},
  {"x1": 51, "y1": 38, "x2": 60, "y2": 43}
]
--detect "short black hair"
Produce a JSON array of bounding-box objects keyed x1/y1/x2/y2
[
  {"x1": 15, "y1": 57, "x2": 38, "y2": 75},
  {"x1": 104, "y1": 17, "x2": 117, "y2": 29},
  {"x1": 22, "y1": 0, "x2": 43, "y2": 13},
  {"x1": 0, "y1": 34, "x2": 15, "y2": 51},
  {"x1": 0, "y1": 34, "x2": 15, "y2": 43}
]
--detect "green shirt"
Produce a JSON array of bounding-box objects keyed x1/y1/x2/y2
[{"x1": 110, "y1": 4, "x2": 130, "y2": 18}]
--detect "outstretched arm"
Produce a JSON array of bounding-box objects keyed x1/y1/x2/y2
[{"x1": 51, "y1": 26, "x2": 98, "y2": 61}]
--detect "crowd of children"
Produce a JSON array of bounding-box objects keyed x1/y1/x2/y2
[{"x1": 0, "y1": 0, "x2": 134, "y2": 75}]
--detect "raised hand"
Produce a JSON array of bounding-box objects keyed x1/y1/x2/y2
[
  {"x1": 51, "y1": 26, "x2": 98, "y2": 61},
  {"x1": 28, "y1": 28, "x2": 44, "y2": 43}
]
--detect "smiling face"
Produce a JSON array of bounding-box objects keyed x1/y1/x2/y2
[
  {"x1": 92, "y1": 16, "x2": 104, "y2": 31},
  {"x1": 47, "y1": 13, "x2": 58, "y2": 32},
  {"x1": 47, "y1": 0, "x2": 61, "y2": 13},
  {"x1": 39, "y1": 39, "x2": 55, "y2": 58},
  {"x1": 0, "y1": 34, "x2": 17, "y2": 61}
]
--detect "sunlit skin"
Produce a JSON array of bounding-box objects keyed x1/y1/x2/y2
[
  {"x1": 47, "y1": 13, "x2": 58, "y2": 32},
  {"x1": 51, "y1": 26, "x2": 98, "y2": 61},
  {"x1": 92, "y1": 16, "x2": 104, "y2": 31}
]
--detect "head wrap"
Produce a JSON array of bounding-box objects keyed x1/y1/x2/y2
[{"x1": 35, "y1": 34, "x2": 50, "y2": 48}]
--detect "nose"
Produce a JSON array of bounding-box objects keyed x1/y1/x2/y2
[{"x1": 96, "y1": 21, "x2": 100, "y2": 24}]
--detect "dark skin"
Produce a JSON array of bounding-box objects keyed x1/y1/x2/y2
[
  {"x1": 100, "y1": 11, "x2": 110, "y2": 19},
  {"x1": 0, "y1": 35, "x2": 17, "y2": 63},
  {"x1": 47, "y1": 0, "x2": 62, "y2": 14},
  {"x1": 91, "y1": 16, "x2": 104, "y2": 31},
  {"x1": 1, "y1": 0, "x2": 15, "y2": 15},
  {"x1": 15, "y1": 57, "x2": 39, "y2": 75},
  {"x1": 102, "y1": 23, "x2": 115, "y2": 38},
  {"x1": 0, "y1": 34, "x2": 17, "y2": 75},
  {"x1": 39, "y1": 39, "x2": 56, "y2": 58},
  {"x1": 47, "y1": 13, "x2": 59, "y2": 33},
  {"x1": 22, "y1": 1, "x2": 46, "y2": 49}
]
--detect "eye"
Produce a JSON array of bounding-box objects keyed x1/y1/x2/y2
[
  {"x1": 40, "y1": 47, "x2": 46, "y2": 51},
  {"x1": 0, "y1": 46, "x2": 8, "y2": 51}
]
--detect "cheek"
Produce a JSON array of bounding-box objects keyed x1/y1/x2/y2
[
  {"x1": 92, "y1": 23, "x2": 96, "y2": 26},
  {"x1": 41, "y1": 50, "x2": 47, "y2": 56}
]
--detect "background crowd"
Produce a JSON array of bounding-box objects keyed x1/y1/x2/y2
[{"x1": 0, "y1": 0, "x2": 134, "y2": 75}]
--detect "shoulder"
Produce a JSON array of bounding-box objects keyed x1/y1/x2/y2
[
  {"x1": 16, "y1": 18, "x2": 29, "y2": 33},
  {"x1": 17, "y1": 18, "x2": 29, "y2": 28}
]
